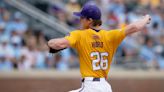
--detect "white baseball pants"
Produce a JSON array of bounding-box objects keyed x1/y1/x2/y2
[{"x1": 69, "y1": 77, "x2": 112, "y2": 92}]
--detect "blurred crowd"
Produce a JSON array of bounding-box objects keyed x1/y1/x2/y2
[
  {"x1": 0, "y1": 0, "x2": 164, "y2": 71},
  {"x1": 0, "y1": 1, "x2": 78, "y2": 71}
]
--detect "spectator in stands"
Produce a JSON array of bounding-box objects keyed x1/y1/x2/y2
[
  {"x1": 18, "y1": 36, "x2": 38, "y2": 70},
  {"x1": 56, "y1": 10, "x2": 68, "y2": 26},
  {"x1": 23, "y1": 29, "x2": 34, "y2": 45},
  {"x1": 10, "y1": 32, "x2": 22, "y2": 68},
  {"x1": 0, "y1": 22, "x2": 6, "y2": 39},
  {"x1": 108, "y1": 0, "x2": 125, "y2": 18},
  {"x1": 121, "y1": 34, "x2": 140, "y2": 60},
  {"x1": 35, "y1": 52, "x2": 47, "y2": 69},
  {"x1": 57, "y1": 48, "x2": 71, "y2": 71},
  {"x1": 0, "y1": 36, "x2": 14, "y2": 70},
  {"x1": 66, "y1": 0, "x2": 81, "y2": 17},
  {"x1": 0, "y1": 8, "x2": 11, "y2": 36},
  {"x1": 35, "y1": 31, "x2": 48, "y2": 69},
  {"x1": 106, "y1": 10, "x2": 119, "y2": 29},
  {"x1": 0, "y1": 53, "x2": 13, "y2": 70},
  {"x1": 139, "y1": 36, "x2": 157, "y2": 69},
  {"x1": 53, "y1": 53, "x2": 61, "y2": 69},
  {"x1": 10, "y1": 30, "x2": 22, "y2": 45},
  {"x1": 0, "y1": 3, "x2": 6, "y2": 22},
  {"x1": 5, "y1": 12, "x2": 27, "y2": 36},
  {"x1": 154, "y1": 34, "x2": 164, "y2": 70},
  {"x1": 0, "y1": 9, "x2": 10, "y2": 24},
  {"x1": 66, "y1": 0, "x2": 81, "y2": 27},
  {"x1": 148, "y1": 8, "x2": 163, "y2": 38}
]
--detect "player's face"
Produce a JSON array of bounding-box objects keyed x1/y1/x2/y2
[{"x1": 80, "y1": 17, "x2": 92, "y2": 29}]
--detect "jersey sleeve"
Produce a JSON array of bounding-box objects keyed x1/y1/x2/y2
[
  {"x1": 108, "y1": 28, "x2": 126, "y2": 48},
  {"x1": 64, "y1": 31, "x2": 80, "y2": 48}
]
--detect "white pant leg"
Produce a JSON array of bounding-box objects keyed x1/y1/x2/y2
[
  {"x1": 69, "y1": 83, "x2": 84, "y2": 92},
  {"x1": 69, "y1": 79, "x2": 112, "y2": 92},
  {"x1": 104, "y1": 80, "x2": 112, "y2": 92},
  {"x1": 69, "y1": 88, "x2": 82, "y2": 92},
  {"x1": 82, "y1": 80, "x2": 112, "y2": 92}
]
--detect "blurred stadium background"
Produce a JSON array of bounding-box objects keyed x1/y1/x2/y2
[{"x1": 0, "y1": 0, "x2": 164, "y2": 92}]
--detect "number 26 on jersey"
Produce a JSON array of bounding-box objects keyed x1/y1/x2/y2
[{"x1": 90, "y1": 52, "x2": 109, "y2": 70}]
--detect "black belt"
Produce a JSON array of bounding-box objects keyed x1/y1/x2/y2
[{"x1": 82, "y1": 78, "x2": 100, "y2": 82}]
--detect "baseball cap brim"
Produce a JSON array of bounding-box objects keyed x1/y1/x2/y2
[{"x1": 73, "y1": 12, "x2": 83, "y2": 17}]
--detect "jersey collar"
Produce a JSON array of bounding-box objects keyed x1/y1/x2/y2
[{"x1": 91, "y1": 28, "x2": 101, "y2": 32}]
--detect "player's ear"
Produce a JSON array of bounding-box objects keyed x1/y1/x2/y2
[
  {"x1": 88, "y1": 18, "x2": 93, "y2": 25},
  {"x1": 89, "y1": 18, "x2": 93, "y2": 22}
]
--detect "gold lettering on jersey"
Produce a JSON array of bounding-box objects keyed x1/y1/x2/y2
[{"x1": 92, "y1": 42, "x2": 103, "y2": 48}]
